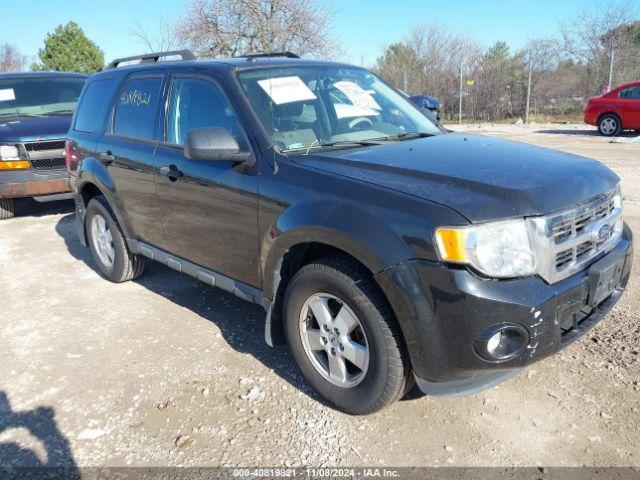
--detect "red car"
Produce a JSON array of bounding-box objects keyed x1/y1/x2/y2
[{"x1": 584, "y1": 80, "x2": 640, "y2": 136}]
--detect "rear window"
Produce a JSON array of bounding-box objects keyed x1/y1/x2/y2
[
  {"x1": 74, "y1": 78, "x2": 119, "y2": 133},
  {"x1": 113, "y1": 77, "x2": 163, "y2": 141}
]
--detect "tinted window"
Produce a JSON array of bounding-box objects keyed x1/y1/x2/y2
[
  {"x1": 619, "y1": 86, "x2": 640, "y2": 99},
  {"x1": 74, "y1": 78, "x2": 119, "y2": 133},
  {"x1": 113, "y1": 77, "x2": 163, "y2": 141},
  {"x1": 0, "y1": 77, "x2": 85, "y2": 118},
  {"x1": 166, "y1": 77, "x2": 245, "y2": 146}
]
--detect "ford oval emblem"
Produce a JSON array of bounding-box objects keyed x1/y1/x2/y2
[{"x1": 597, "y1": 224, "x2": 611, "y2": 241}]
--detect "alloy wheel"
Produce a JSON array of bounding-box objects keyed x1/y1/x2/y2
[
  {"x1": 600, "y1": 117, "x2": 617, "y2": 135},
  {"x1": 91, "y1": 214, "x2": 115, "y2": 268},
  {"x1": 299, "y1": 293, "x2": 370, "y2": 388}
]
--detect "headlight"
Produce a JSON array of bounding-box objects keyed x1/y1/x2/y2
[
  {"x1": 435, "y1": 219, "x2": 537, "y2": 278},
  {"x1": 0, "y1": 145, "x2": 20, "y2": 161}
]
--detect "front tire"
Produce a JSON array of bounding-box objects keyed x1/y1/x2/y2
[
  {"x1": 0, "y1": 198, "x2": 15, "y2": 220},
  {"x1": 284, "y1": 256, "x2": 411, "y2": 414},
  {"x1": 598, "y1": 114, "x2": 622, "y2": 136},
  {"x1": 85, "y1": 196, "x2": 146, "y2": 283}
]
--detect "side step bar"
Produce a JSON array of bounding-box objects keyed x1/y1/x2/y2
[{"x1": 128, "y1": 240, "x2": 265, "y2": 307}]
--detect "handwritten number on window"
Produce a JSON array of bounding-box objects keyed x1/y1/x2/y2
[{"x1": 120, "y1": 89, "x2": 152, "y2": 107}]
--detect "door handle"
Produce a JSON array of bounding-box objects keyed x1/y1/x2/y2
[
  {"x1": 98, "y1": 151, "x2": 115, "y2": 165},
  {"x1": 159, "y1": 165, "x2": 184, "y2": 181}
]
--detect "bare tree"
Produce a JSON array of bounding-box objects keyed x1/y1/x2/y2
[
  {"x1": 374, "y1": 22, "x2": 481, "y2": 118},
  {"x1": 0, "y1": 43, "x2": 26, "y2": 72},
  {"x1": 129, "y1": 16, "x2": 180, "y2": 53},
  {"x1": 560, "y1": 1, "x2": 638, "y2": 93},
  {"x1": 174, "y1": 0, "x2": 338, "y2": 58}
]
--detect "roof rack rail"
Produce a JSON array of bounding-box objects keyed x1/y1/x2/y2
[
  {"x1": 107, "y1": 50, "x2": 197, "y2": 70},
  {"x1": 242, "y1": 51, "x2": 300, "y2": 59}
]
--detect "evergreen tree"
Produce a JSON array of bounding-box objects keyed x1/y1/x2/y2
[{"x1": 32, "y1": 22, "x2": 104, "y2": 74}]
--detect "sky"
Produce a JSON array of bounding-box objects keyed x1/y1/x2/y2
[{"x1": 2, "y1": 0, "x2": 639, "y2": 67}]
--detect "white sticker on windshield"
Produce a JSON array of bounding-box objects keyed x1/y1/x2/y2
[
  {"x1": 258, "y1": 76, "x2": 317, "y2": 105},
  {"x1": 333, "y1": 81, "x2": 381, "y2": 111},
  {"x1": 0, "y1": 89, "x2": 16, "y2": 102}
]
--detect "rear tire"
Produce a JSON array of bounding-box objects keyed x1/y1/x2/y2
[
  {"x1": 598, "y1": 114, "x2": 622, "y2": 136},
  {"x1": 85, "y1": 196, "x2": 146, "y2": 283},
  {"x1": 283, "y1": 256, "x2": 412, "y2": 414},
  {"x1": 0, "y1": 198, "x2": 14, "y2": 220}
]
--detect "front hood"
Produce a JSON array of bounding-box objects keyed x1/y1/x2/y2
[
  {"x1": 0, "y1": 115, "x2": 72, "y2": 142},
  {"x1": 294, "y1": 133, "x2": 619, "y2": 223}
]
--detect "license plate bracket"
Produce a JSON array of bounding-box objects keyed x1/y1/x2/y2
[{"x1": 588, "y1": 250, "x2": 625, "y2": 307}]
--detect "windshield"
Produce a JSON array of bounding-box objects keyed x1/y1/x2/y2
[
  {"x1": 237, "y1": 66, "x2": 441, "y2": 153},
  {"x1": 0, "y1": 77, "x2": 85, "y2": 117}
]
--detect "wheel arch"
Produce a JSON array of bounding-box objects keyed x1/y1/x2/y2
[
  {"x1": 260, "y1": 200, "x2": 419, "y2": 347},
  {"x1": 75, "y1": 160, "x2": 134, "y2": 241},
  {"x1": 597, "y1": 111, "x2": 622, "y2": 127},
  {"x1": 263, "y1": 238, "x2": 394, "y2": 347}
]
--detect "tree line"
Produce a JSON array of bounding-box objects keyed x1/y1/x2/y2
[
  {"x1": 373, "y1": 3, "x2": 640, "y2": 121},
  {"x1": 0, "y1": 0, "x2": 637, "y2": 122}
]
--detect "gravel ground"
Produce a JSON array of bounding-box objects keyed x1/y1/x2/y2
[{"x1": 0, "y1": 123, "x2": 638, "y2": 469}]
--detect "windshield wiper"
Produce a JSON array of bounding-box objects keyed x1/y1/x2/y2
[
  {"x1": 376, "y1": 132, "x2": 436, "y2": 142},
  {"x1": 282, "y1": 139, "x2": 382, "y2": 154},
  {"x1": 47, "y1": 110, "x2": 74, "y2": 116},
  {"x1": 0, "y1": 113, "x2": 39, "y2": 118}
]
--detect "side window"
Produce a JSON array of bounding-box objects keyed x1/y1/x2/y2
[
  {"x1": 113, "y1": 77, "x2": 163, "y2": 141},
  {"x1": 619, "y1": 87, "x2": 640, "y2": 100},
  {"x1": 74, "y1": 78, "x2": 119, "y2": 133},
  {"x1": 166, "y1": 77, "x2": 245, "y2": 147}
]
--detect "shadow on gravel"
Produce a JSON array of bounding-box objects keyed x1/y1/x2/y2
[
  {"x1": 536, "y1": 128, "x2": 638, "y2": 137},
  {"x1": 12, "y1": 198, "x2": 74, "y2": 219},
  {"x1": 53, "y1": 214, "x2": 339, "y2": 406},
  {"x1": 0, "y1": 391, "x2": 79, "y2": 478},
  {"x1": 54, "y1": 213, "x2": 425, "y2": 406}
]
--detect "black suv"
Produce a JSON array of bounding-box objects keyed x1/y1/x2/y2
[
  {"x1": 0, "y1": 72, "x2": 86, "y2": 219},
  {"x1": 67, "y1": 51, "x2": 633, "y2": 414}
]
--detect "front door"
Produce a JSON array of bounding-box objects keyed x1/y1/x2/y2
[{"x1": 154, "y1": 73, "x2": 260, "y2": 287}]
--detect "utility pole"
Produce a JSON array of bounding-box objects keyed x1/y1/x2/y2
[
  {"x1": 525, "y1": 59, "x2": 533, "y2": 123},
  {"x1": 607, "y1": 48, "x2": 615, "y2": 92},
  {"x1": 459, "y1": 64, "x2": 463, "y2": 124},
  {"x1": 403, "y1": 69, "x2": 408, "y2": 92}
]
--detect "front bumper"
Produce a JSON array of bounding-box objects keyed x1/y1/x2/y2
[
  {"x1": 0, "y1": 169, "x2": 70, "y2": 199},
  {"x1": 375, "y1": 225, "x2": 633, "y2": 396}
]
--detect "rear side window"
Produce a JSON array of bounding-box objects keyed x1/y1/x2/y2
[
  {"x1": 113, "y1": 77, "x2": 163, "y2": 141},
  {"x1": 619, "y1": 86, "x2": 640, "y2": 99},
  {"x1": 74, "y1": 78, "x2": 119, "y2": 133}
]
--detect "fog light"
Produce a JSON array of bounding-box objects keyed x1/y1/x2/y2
[
  {"x1": 474, "y1": 323, "x2": 529, "y2": 362},
  {"x1": 486, "y1": 331, "x2": 502, "y2": 355}
]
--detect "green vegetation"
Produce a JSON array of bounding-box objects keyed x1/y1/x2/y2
[{"x1": 32, "y1": 22, "x2": 104, "y2": 74}]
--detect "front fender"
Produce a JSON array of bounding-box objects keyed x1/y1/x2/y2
[{"x1": 260, "y1": 200, "x2": 416, "y2": 300}]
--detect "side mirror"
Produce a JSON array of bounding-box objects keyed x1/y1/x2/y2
[{"x1": 184, "y1": 127, "x2": 250, "y2": 163}]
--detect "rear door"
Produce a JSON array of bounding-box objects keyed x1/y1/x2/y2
[
  {"x1": 98, "y1": 73, "x2": 166, "y2": 246},
  {"x1": 619, "y1": 86, "x2": 640, "y2": 129},
  {"x1": 153, "y1": 71, "x2": 260, "y2": 286}
]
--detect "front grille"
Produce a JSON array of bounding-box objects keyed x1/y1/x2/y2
[
  {"x1": 24, "y1": 140, "x2": 66, "y2": 152},
  {"x1": 29, "y1": 158, "x2": 67, "y2": 171},
  {"x1": 552, "y1": 194, "x2": 616, "y2": 244},
  {"x1": 22, "y1": 139, "x2": 66, "y2": 168},
  {"x1": 528, "y1": 187, "x2": 623, "y2": 284}
]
